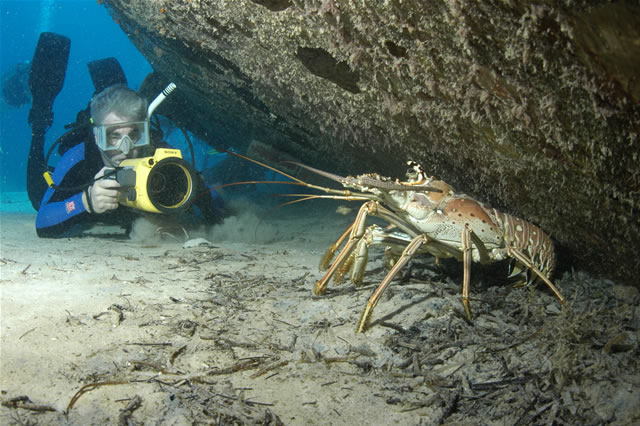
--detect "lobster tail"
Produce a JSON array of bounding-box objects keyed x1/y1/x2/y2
[{"x1": 493, "y1": 211, "x2": 557, "y2": 280}]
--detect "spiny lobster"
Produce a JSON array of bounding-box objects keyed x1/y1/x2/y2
[{"x1": 231, "y1": 153, "x2": 565, "y2": 332}]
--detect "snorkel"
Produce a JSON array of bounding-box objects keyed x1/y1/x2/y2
[{"x1": 147, "y1": 82, "x2": 176, "y2": 120}]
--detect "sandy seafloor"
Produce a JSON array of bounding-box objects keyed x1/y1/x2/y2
[{"x1": 1, "y1": 192, "x2": 639, "y2": 425}]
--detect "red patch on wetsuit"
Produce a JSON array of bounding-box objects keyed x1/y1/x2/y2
[{"x1": 65, "y1": 200, "x2": 76, "y2": 214}]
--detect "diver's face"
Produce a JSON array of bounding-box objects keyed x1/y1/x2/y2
[{"x1": 96, "y1": 112, "x2": 142, "y2": 166}]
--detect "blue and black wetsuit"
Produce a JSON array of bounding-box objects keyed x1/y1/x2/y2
[
  {"x1": 35, "y1": 141, "x2": 139, "y2": 237},
  {"x1": 33, "y1": 140, "x2": 225, "y2": 238}
]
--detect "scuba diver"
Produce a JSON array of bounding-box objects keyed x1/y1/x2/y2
[
  {"x1": 1, "y1": 61, "x2": 32, "y2": 109},
  {"x1": 27, "y1": 32, "x2": 225, "y2": 238}
]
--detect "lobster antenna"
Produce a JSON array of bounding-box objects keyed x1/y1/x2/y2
[{"x1": 225, "y1": 150, "x2": 304, "y2": 184}]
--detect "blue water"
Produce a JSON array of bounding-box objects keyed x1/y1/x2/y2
[
  {"x1": 0, "y1": 0, "x2": 152, "y2": 195},
  {"x1": 0, "y1": 0, "x2": 299, "y2": 214}
]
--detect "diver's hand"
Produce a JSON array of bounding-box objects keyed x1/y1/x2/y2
[{"x1": 85, "y1": 167, "x2": 121, "y2": 214}]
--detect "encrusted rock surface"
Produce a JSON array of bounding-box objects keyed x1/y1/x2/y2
[{"x1": 103, "y1": 0, "x2": 640, "y2": 285}]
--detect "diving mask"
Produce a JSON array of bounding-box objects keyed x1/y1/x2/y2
[{"x1": 94, "y1": 120, "x2": 150, "y2": 155}]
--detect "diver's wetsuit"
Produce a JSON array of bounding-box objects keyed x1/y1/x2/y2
[
  {"x1": 35, "y1": 141, "x2": 137, "y2": 237},
  {"x1": 33, "y1": 140, "x2": 225, "y2": 238}
]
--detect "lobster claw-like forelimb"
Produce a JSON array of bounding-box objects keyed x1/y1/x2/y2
[
  {"x1": 350, "y1": 225, "x2": 414, "y2": 285},
  {"x1": 319, "y1": 224, "x2": 353, "y2": 272},
  {"x1": 314, "y1": 200, "x2": 423, "y2": 295},
  {"x1": 314, "y1": 201, "x2": 377, "y2": 295}
]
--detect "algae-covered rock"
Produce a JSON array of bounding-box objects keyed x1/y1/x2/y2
[{"x1": 103, "y1": 0, "x2": 640, "y2": 286}]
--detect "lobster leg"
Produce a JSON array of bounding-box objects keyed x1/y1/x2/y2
[
  {"x1": 507, "y1": 248, "x2": 566, "y2": 305},
  {"x1": 357, "y1": 234, "x2": 430, "y2": 332},
  {"x1": 315, "y1": 201, "x2": 422, "y2": 295},
  {"x1": 357, "y1": 231, "x2": 467, "y2": 332},
  {"x1": 461, "y1": 225, "x2": 473, "y2": 321},
  {"x1": 461, "y1": 225, "x2": 501, "y2": 321},
  {"x1": 461, "y1": 226, "x2": 566, "y2": 321},
  {"x1": 319, "y1": 223, "x2": 354, "y2": 271},
  {"x1": 351, "y1": 225, "x2": 416, "y2": 285},
  {"x1": 349, "y1": 227, "x2": 372, "y2": 285},
  {"x1": 314, "y1": 201, "x2": 375, "y2": 295}
]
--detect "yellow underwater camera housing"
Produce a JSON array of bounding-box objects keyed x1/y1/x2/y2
[
  {"x1": 104, "y1": 83, "x2": 198, "y2": 214},
  {"x1": 112, "y1": 148, "x2": 197, "y2": 214}
]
